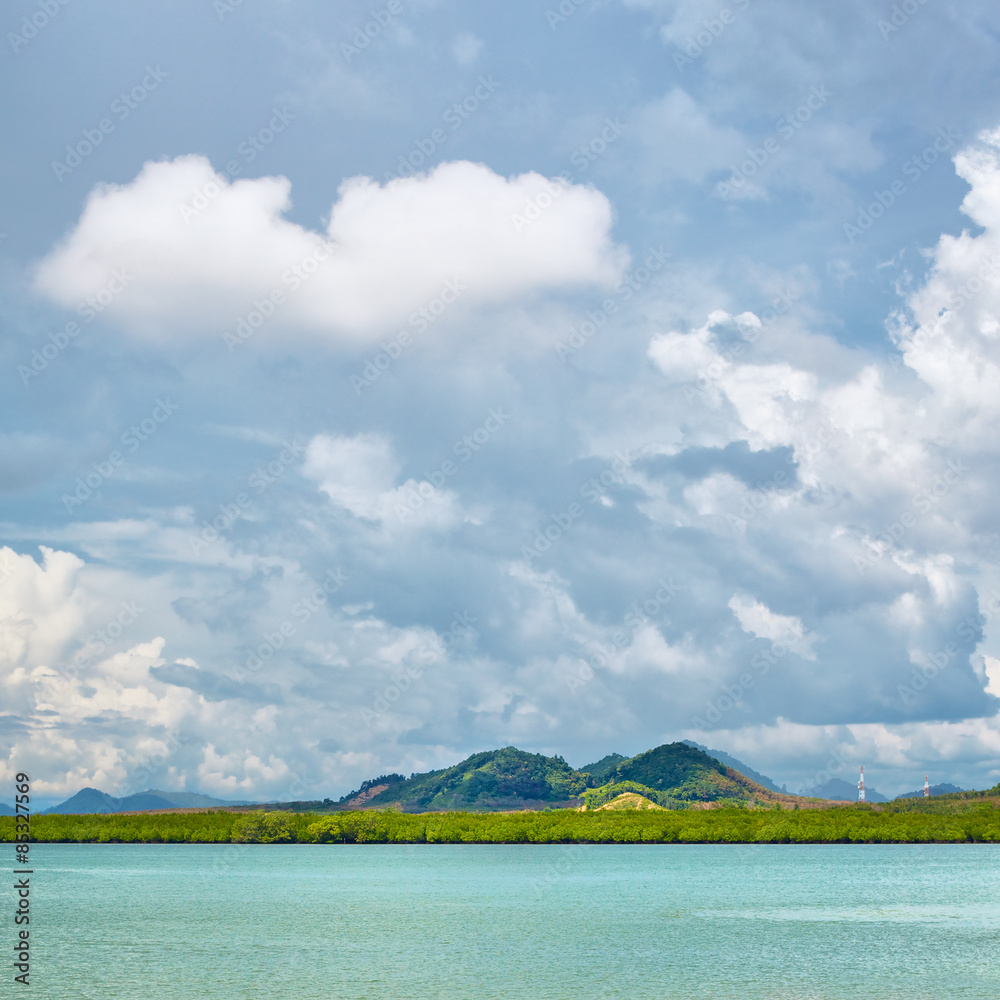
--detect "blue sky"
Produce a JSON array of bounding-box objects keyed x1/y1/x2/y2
[{"x1": 4, "y1": 0, "x2": 1000, "y2": 805}]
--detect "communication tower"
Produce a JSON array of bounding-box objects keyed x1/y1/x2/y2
[{"x1": 924, "y1": 774, "x2": 930, "y2": 797}]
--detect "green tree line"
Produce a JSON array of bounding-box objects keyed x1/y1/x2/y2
[{"x1": 3, "y1": 803, "x2": 1000, "y2": 844}]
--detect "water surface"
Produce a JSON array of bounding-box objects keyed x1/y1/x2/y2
[{"x1": 20, "y1": 843, "x2": 1000, "y2": 998}]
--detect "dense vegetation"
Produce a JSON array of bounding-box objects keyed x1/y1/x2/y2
[
  {"x1": 577, "y1": 743, "x2": 796, "y2": 809},
  {"x1": 613, "y1": 742, "x2": 728, "y2": 790},
  {"x1": 5, "y1": 800, "x2": 1000, "y2": 844},
  {"x1": 27, "y1": 743, "x2": 1000, "y2": 829},
  {"x1": 359, "y1": 746, "x2": 590, "y2": 810},
  {"x1": 582, "y1": 781, "x2": 677, "y2": 809},
  {"x1": 338, "y1": 741, "x2": 772, "y2": 812},
  {"x1": 881, "y1": 786, "x2": 1000, "y2": 813},
  {"x1": 337, "y1": 773, "x2": 406, "y2": 808},
  {"x1": 579, "y1": 753, "x2": 628, "y2": 785}
]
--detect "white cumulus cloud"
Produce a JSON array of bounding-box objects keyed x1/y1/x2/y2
[
  {"x1": 728, "y1": 595, "x2": 817, "y2": 660},
  {"x1": 303, "y1": 432, "x2": 462, "y2": 529},
  {"x1": 33, "y1": 156, "x2": 627, "y2": 346}
]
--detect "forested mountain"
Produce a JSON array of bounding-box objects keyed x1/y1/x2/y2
[
  {"x1": 337, "y1": 774, "x2": 408, "y2": 808},
  {"x1": 580, "y1": 753, "x2": 628, "y2": 785},
  {"x1": 361, "y1": 747, "x2": 588, "y2": 811},
  {"x1": 581, "y1": 742, "x2": 791, "y2": 808},
  {"x1": 614, "y1": 742, "x2": 729, "y2": 790},
  {"x1": 359, "y1": 742, "x2": 783, "y2": 812}
]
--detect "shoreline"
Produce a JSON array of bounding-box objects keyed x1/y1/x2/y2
[{"x1": 5, "y1": 802, "x2": 999, "y2": 845}]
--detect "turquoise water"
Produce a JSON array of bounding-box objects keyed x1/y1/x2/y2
[{"x1": 15, "y1": 843, "x2": 1000, "y2": 998}]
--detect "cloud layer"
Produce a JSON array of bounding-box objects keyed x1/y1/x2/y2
[{"x1": 8, "y1": 0, "x2": 1000, "y2": 805}]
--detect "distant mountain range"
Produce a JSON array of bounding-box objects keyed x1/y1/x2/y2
[
  {"x1": 681, "y1": 741, "x2": 786, "y2": 793},
  {"x1": 43, "y1": 788, "x2": 252, "y2": 815},
  {"x1": 25, "y1": 751, "x2": 970, "y2": 817},
  {"x1": 5, "y1": 743, "x2": 784, "y2": 817},
  {"x1": 0, "y1": 803, "x2": 14, "y2": 817},
  {"x1": 799, "y1": 777, "x2": 966, "y2": 803},
  {"x1": 802, "y1": 777, "x2": 888, "y2": 803},
  {"x1": 338, "y1": 742, "x2": 794, "y2": 813},
  {"x1": 895, "y1": 782, "x2": 964, "y2": 800}
]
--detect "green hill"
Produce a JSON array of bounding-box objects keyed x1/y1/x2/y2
[
  {"x1": 361, "y1": 747, "x2": 589, "y2": 812},
  {"x1": 356, "y1": 742, "x2": 782, "y2": 813},
  {"x1": 580, "y1": 753, "x2": 628, "y2": 784},
  {"x1": 614, "y1": 741, "x2": 770, "y2": 802},
  {"x1": 614, "y1": 742, "x2": 728, "y2": 791},
  {"x1": 579, "y1": 742, "x2": 793, "y2": 809}
]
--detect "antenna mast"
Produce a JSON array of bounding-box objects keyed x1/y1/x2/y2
[{"x1": 924, "y1": 774, "x2": 930, "y2": 797}]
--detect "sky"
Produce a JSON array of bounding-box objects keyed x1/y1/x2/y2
[{"x1": 3, "y1": 0, "x2": 1000, "y2": 807}]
